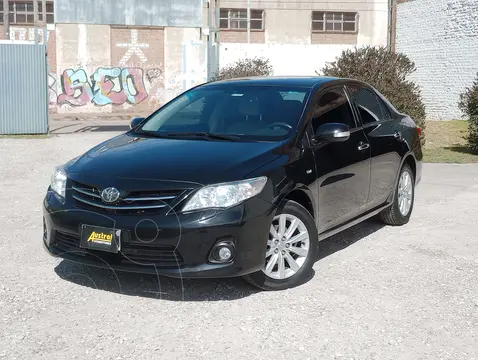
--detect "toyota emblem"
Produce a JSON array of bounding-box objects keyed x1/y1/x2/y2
[{"x1": 101, "y1": 187, "x2": 120, "y2": 203}]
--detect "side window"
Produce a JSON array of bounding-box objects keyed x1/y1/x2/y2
[
  {"x1": 347, "y1": 86, "x2": 390, "y2": 124},
  {"x1": 312, "y1": 87, "x2": 356, "y2": 133},
  {"x1": 376, "y1": 96, "x2": 393, "y2": 119}
]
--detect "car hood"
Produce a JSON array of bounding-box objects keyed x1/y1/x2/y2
[{"x1": 67, "y1": 133, "x2": 284, "y2": 185}]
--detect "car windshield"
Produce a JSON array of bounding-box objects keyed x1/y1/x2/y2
[{"x1": 138, "y1": 84, "x2": 311, "y2": 141}]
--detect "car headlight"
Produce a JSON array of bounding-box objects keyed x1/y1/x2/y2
[
  {"x1": 182, "y1": 176, "x2": 268, "y2": 212},
  {"x1": 50, "y1": 167, "x2": 67, "y2": 198}
]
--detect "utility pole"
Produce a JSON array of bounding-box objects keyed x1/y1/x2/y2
[
  {"x1": 206, "y1": 0, "x2": 220, "y2": 81},
  {"x1": 247, "y1": 0, "x2": 251, "y2": 43},
  {"x1": 2, "y1": 0, "x2": 9, "y2": 40},
  {"x1": 388, "y1": 0, "x2": 397, "y2": 52},
  {"x1": 33, "y1": 0, "x2": 39, "y2": 44}
]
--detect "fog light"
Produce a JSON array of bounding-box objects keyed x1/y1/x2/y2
[
  {"x1": 218, "y1": 247, "x2": 232, "y2": 261},
  {"x1": 209, "y1": 240, "x2": 235, "y2": 263}
]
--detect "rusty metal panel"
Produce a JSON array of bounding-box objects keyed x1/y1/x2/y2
[
  {"x1": 0, "y1": 43, "x2": 49, "y2": 134},
  {"x1": 55, "y1": 0, "x2": 204, "y2": 28}
]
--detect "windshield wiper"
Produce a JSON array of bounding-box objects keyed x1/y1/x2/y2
[
  {"x1": 133, "y1": 129, "x2": 241, "y2": 141},
  {"x1": 132, "y1": 129, "x2": 170, "y2": 138},
  {"x1": 164, "y1": 132, "x2": 241, "y2": 141}
]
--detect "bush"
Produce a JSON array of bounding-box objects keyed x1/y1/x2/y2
[
  {"x1": 458, "y1": 73, "x2": 478, "y2": 151},
  {"x1": 211, "y1": 57, "x2": 273, "y2": 81},
  {"x1": 320, "y1": 46, "x2": 426, "y2": 144}
]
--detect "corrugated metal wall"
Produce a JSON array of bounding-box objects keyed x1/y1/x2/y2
[
  {"x1": 55, "y1": 0, "x2": 203, "y2": 27},
  {"x1": 0, "y1": 43, "x2": 48, "y2": 134}
]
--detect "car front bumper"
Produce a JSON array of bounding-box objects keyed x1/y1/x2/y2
[{"x1": 42, "y1": 191, "x2": 275, "y2": 278}]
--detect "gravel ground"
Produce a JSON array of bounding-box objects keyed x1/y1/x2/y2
[{"x1": 0, "y1": 132, "x2": 477, "y2": 360}]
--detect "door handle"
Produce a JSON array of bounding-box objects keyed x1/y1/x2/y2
[{"x1": 357, "y1": 142, "x2": 370, "y2": 151}]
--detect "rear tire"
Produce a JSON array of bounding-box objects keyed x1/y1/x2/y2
[
  {"x1": 242, "y1": 200, "x2": 318, "y2": 291},
  {"x1": 379, "y1": 163, "x2": 415, "y2": 226}
]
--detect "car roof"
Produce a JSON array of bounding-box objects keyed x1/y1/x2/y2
[{"x1": 201, "y1": 76, "x2": 343, "y2": 89}]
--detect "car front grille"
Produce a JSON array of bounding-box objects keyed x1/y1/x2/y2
[
  {"x1": 71, "y1": 180, "x2": 187, "y2": 215},
  {"x1": 54, "y1": 230, "x2": 184, "y2": 268}
]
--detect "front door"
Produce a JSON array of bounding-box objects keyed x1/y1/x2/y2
[{"x1": 310, "y1": 86, "x2": 371, "y2": 233}]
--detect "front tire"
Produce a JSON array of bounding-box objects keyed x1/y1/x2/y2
[
  {"x1": 379, "y1": 163, "x2": 415, "y2": 226},
  {"x1": 243, "y1": 200, "x2": 318, "y2": 291}
]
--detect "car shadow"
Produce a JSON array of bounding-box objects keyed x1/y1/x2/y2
[
  {"x1": 54, "y1": 260, "x2": 263, "y2": 301},
  {"x1": 317, "y1": 218, "x2": 385, "y2": 261},
  {"x1": 54, "y1": 218, "x2": 385, "y2": 301}
]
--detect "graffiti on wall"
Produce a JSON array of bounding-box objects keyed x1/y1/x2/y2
[
  {"x1": 116, "y1": 29, "x2": 149, "y2": 66},
  {"x1": 48, "y1": 72, "x2": 58, "y2": 106},
  {"x1": 49, "y1": 67, "x2": 162, "y2": 107},
  {"x1": 46, "y1": 38, "x2": 208, "y2": 111}
]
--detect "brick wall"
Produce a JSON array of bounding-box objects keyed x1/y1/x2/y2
[
  {"x1": 396, "y1": 0, "x2": 478, "y2": 120},
  {"x1": 220, "y1": 30, "x2": 265, "y2": 43},
  {"x1": 110, "y1": 26, "x2": 165, "y2": 113},
  {"x1": 311, "y1": 33, "x2": 357, "y2": 45}
]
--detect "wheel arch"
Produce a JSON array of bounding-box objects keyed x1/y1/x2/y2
[
  {"x1": 388, "y1": 151, "x2": 417, "y2": 203},
  {"x1": 281, "y1": 186, "x2": 316, "y2": 221}
]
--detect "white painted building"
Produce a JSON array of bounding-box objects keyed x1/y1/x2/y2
[
  {"x1": 395, "y1": 0, "x2": 478, "y2": 120},
  {"x1": 219, "y1": 0, "x2": 390, "y2": 78}
]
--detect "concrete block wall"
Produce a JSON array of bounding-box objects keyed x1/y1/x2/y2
[{"x1": 396, "y1": 0, "x2": 478, "y2": 120}]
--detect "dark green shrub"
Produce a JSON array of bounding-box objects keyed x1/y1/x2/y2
[
  {"x1": 458, "y1": 73, "x2": 478, "y2": 151},
  {"x1": 320, "y1": 46, "x2": 426, "y2": 144},
  {"x1": 211, "y1": 57, "x2": 273, "y2": 81}
]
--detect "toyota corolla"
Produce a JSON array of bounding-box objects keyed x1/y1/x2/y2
[{"x1": 43, "y1": 76, "x2": 423, "y2": 290}]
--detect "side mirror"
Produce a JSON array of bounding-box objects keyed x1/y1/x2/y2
[
  {"x1": 129, "y1": 117, "x2": 145, "y2": 129},
  {"x1": 313, "y1": 123, "x2": 350, "y2": 143}
]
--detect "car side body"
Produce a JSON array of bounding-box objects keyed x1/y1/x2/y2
[{"x1": 276, "y1": 77, "x2": 423, "y2": 239}]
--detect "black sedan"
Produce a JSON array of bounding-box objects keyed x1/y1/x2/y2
[{"x1": 43, "y1": 76, "x2": 423, "y2": 290}]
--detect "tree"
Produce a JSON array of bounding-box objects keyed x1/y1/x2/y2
[
  {"x1": 458, "y1": 73, "x2": 478, "y2": 152},
  {"x1": 320, "y1": 46, "x2": 426, "y2": 143},
  {"x1": 211, "y1": 57, "x2": 273, "y2": 81}
]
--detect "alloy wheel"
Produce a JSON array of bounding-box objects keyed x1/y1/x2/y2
[
  {"x1": 263, "y1": 213, "x2": 310, "y2": 280},
  {"x1": 398, "y1": 170, "x2": 413, "y2": 216}
]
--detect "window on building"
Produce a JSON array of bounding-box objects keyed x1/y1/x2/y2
[
  {"x1": 0, "y1": 1, "x2": 54, "y2": 25},
  {"x1": 312, "y1": 11, "x2": 358, "y2": 33},
  {"x1": 219, "y1": 8, "x2": 264, "y2": 30}
]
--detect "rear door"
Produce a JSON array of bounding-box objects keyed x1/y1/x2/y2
[
  {"x1": 309, "y1": 85, "x2": 371, "y2": 232},
  {"x1": 345, "y1": 84, "x2": 404, "y2": 208}
]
